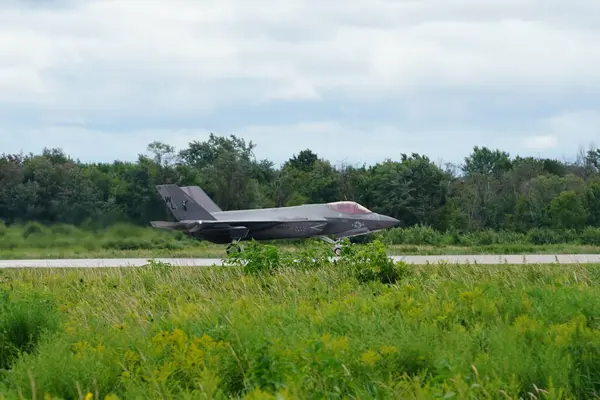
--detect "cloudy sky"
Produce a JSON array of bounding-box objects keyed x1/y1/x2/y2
[{"x1": 1, "y1": 0, "x2": 599, "y2": 167}]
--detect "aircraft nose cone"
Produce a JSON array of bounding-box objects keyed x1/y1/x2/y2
[{"x1": 378, "y1": 214, "x2": 400, "y2": 228}]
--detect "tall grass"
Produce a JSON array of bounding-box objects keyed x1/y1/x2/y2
[{"x1": 0, "y1": 241, "x2": 599, "y2": 398}]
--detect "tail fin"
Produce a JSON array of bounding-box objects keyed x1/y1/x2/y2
[
  {"x1": 180, "y1": 186, "x2": 222, "y2": 213},
  {"x1": 156, "y1": 184, "x2": 217, "y2": 221}
]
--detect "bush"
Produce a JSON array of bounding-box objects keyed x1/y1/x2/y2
[
  {"x1": 22, "y1": 221, "x2": 46, "y2": 238},
  {"x1": 403, "y1": 225, "x2": 443, "y2": 246},
  {"x1": 580, "y1": 227, "x2": 600, "y2": 245},
  {"x1": 0, "y1": 292, "x2": 60, "y2": 369},
  {"x1": 527, "y1": 228, "x2": 564, "y2": 245},
  {"x1": 49, "y1": 224, "x2": 79, "y2": 236},
  {"x1": 226, "y1": 241, "x2": 282, "y2": 275},
  {"x1": 339, "y1": 240, "x2": 411, "y2": 284},
  {"x1": 282, "y1": 240, "x2": 332, "y2": 271}
]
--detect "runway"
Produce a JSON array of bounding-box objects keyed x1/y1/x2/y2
[{"x1": 0, "y1": 254, "x2": 600, "y2": 268}]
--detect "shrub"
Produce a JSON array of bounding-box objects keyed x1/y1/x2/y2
[
  {"x1": 580, "y1": 227, "x2": 600, "y2": 245},
  {"x1": 22, "y1": 221, "x2": 46, "y2": 238},
  {"x1": 49, "y1": 224, "x2": 79, "y2": 236},
  {"x1": 403, "y1": 225, "x2": 443, "y2": 246},
  {"x1": 339, "y1": 240, "x2": 411, "y2": 284},
  {"x1": 0, "y1": 292, "x2": 60, "y2": 369},
  {"x1": 527, "y1": 228, "x2": 563, "y2": 245},
  {"x1": 226, "y1": 241, "x2": 282, "y2": 275},
  {"x1": 281, "y1": 240, "x2": 332, "y2": 271}
]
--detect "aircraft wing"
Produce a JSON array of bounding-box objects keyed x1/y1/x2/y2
[{"x1": 151, "y1": 217, "x2": 327, "y2": 233}]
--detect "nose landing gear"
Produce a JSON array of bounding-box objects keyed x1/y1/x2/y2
[{"x1": 319, "y1": 236, "x2": 347, "y2": 256}]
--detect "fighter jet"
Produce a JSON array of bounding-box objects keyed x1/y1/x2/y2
[{"x1": 151, "y1": 184, "x2": 400, "y2": 255}]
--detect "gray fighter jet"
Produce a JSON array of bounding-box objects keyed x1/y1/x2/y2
[{"x1": 151, "y1": 184, "x2": 400, "y2": 255}]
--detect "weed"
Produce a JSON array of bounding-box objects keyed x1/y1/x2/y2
[
  {"x1": 339, "y1": 240, "x2": 411, "y2": 284},
  {"x1": 226, "y1": 240, "x2": 281, "y2": 275},
  {"x1": 0, "y1": 292, "x2": 60, "y2": 370},
  {"x1": 0, "y1": 242, "x2": 598, "y2": 398}
]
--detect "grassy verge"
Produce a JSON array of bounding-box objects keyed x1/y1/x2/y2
[
  {"x1": 0, "y1": 241, "x2": 600, "y2": 398},
  {"x1": 387, "y1": 243, "x2": 600, "y2": 255},
  {"x1": 0, "y1": 222, "x2": 599, "y2": 260},
  {"x1": 1, "y1": 244, "x2": 600, "y2": 260}
]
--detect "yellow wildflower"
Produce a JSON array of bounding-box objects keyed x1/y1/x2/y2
[
  {"x1": 360, "y1": 350, "x2": 381, "y2": 366},
  {"x1": 379, "y1": 345, "x2": 398, "y2": 356}
]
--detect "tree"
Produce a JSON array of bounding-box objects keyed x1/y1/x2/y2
[
  {"x1": 1, "y1": 134, "x2": 599, "y2": 236},
  {"x1": 287, "y1": 149, "x2": 318, "y2": 172},
  {"x1": 586, "y1": 179, "x2": 600, "y2": 227},
  {"x1": 459, "y1": 147, "x2": 514, "y2": 230},
  {"x1": 549, "y1": 191, "x2": 588, "y2": 230},
  {"x1": 462, "y1": 146, "x2": 512, "y2": 177},
  {"x1": 178, "y1": 134, "x2": 261, "y2": 210},
  {"x1": 147, "y1": 141, "x2": 177, "y2": 166}
]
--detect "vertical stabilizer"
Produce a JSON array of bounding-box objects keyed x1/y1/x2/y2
[
  {"x1": 156, "y1": 184, "x2": 217, "y2": 221},
  {"x1": 180, "y1": 186, "x2": 223, "y2": 213}
]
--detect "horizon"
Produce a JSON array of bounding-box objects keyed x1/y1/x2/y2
[{"x1": 4, "y1": 136, "x2": 597, "y2": 171}]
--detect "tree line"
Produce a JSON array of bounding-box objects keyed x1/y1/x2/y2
[{"x1": 0, "y1": 134, "x2": 599, "y2": 233}]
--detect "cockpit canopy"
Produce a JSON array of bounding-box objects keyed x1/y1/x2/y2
[{"x1": 327, "y1": 201, "x2": 372, "y2": 215}]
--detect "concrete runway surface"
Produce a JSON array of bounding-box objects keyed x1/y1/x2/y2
[{"x1": 0, "y1": 254, "x2": 600, "y2": 268}]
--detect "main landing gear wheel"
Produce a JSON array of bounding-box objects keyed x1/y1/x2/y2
[
  {"x1": 333, "y1": 245, "x2": 342, "y2": 256},
  {"x1": 318, "y1": 236, "x2": 346, "y2": 256}
]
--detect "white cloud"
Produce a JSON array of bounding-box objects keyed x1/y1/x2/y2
[
  {"x1": 3, "y1": 0, "x2": 600, "y2": 104},
  {"x1": 1, "y1": 0, "x2": 600, "y2": 163},
  {"x1": 523, "y1": 135, "x2": 559, "y2": 150}
]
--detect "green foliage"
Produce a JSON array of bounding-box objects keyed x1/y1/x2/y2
[
  {"x1": 378, "y1": 226, "x2": 600, "y2": 248},
  {"x1": 226, "y1": 241, "x2": 282, "y2": 275},
  {"x1": 580, "y1": 227, "x2": 600, "y2": 245},
  {"x1": 22, "y1": 221, "x2": 46, "y2": 237},
  {"x1": 226, "y1": 239, "x2": 334, "y2": 275},
  {"x1": 339, "y1": 240, "x2": 411, "y2": 284},
  {"x1": 586, "y1": 179, "x2": 600, "y2": 226},
  {"x1": 1, "y1": 138, "x2": 600, "y2": 237},
  {"x1": 528, "y1": 228, "x2": 566, "y2": 245},
  {"x1": 0, "y1": 292, "x2": 60, "y2": 370},
  {"x1": 3, "y1": 222, "x2": 600, "y2": 261},
  {"x1": 549, "y1": 191, "x2": 588, "y2": 229},
  {"x1": 0, "y1": 251, "x2": 600, "y2": 398},
  {"x1": 463, "y1": 146, "x2": 512, "y2": 176}
]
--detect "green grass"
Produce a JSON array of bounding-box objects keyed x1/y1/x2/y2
[
  {"x1": 387, "y1": 243, "x2": 600, "y2": 255},
  {"x1": 0, "y1": 241, "x2": 600, "y2": 399},
  {"x1": 2, "y1": 244, "x2": 600, "y2": 261},
  {"x1": 1, "y1": 222, "x2": 600, "y2": 259}
]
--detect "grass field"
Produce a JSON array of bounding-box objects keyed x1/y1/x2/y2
[
  {"x1": 1, "y1": 241, "x2": 600, "y2": 399},
  {"x1": 1, "y1": 222, "x2": 600, "y2": 260},
  {"x1": 3, "y1": 243, "x2": 600, "y2": 261}
]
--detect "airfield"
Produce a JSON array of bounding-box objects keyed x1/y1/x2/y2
[{"x1": 1, "y1": 253, "x2": 600, "y2": 268}]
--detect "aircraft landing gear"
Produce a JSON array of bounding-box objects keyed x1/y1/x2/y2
[
  {"x1": 226, "y1": 241, "x2": 243, "y2": 255},
  {"x1": 319, "y1": 236, "x2": 345, "y2": 256},
  {"x1": 333, "y1": 244, "x2": 342, "y2": 256}
]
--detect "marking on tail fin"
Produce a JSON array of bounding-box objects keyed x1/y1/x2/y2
[{"x1": 156, "y1": 184, "x2": 217, "y2": 221}]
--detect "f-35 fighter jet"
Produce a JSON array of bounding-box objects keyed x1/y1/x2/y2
[{"x1": 151, "y1": 184, "x2": 400, "y2": 255}]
